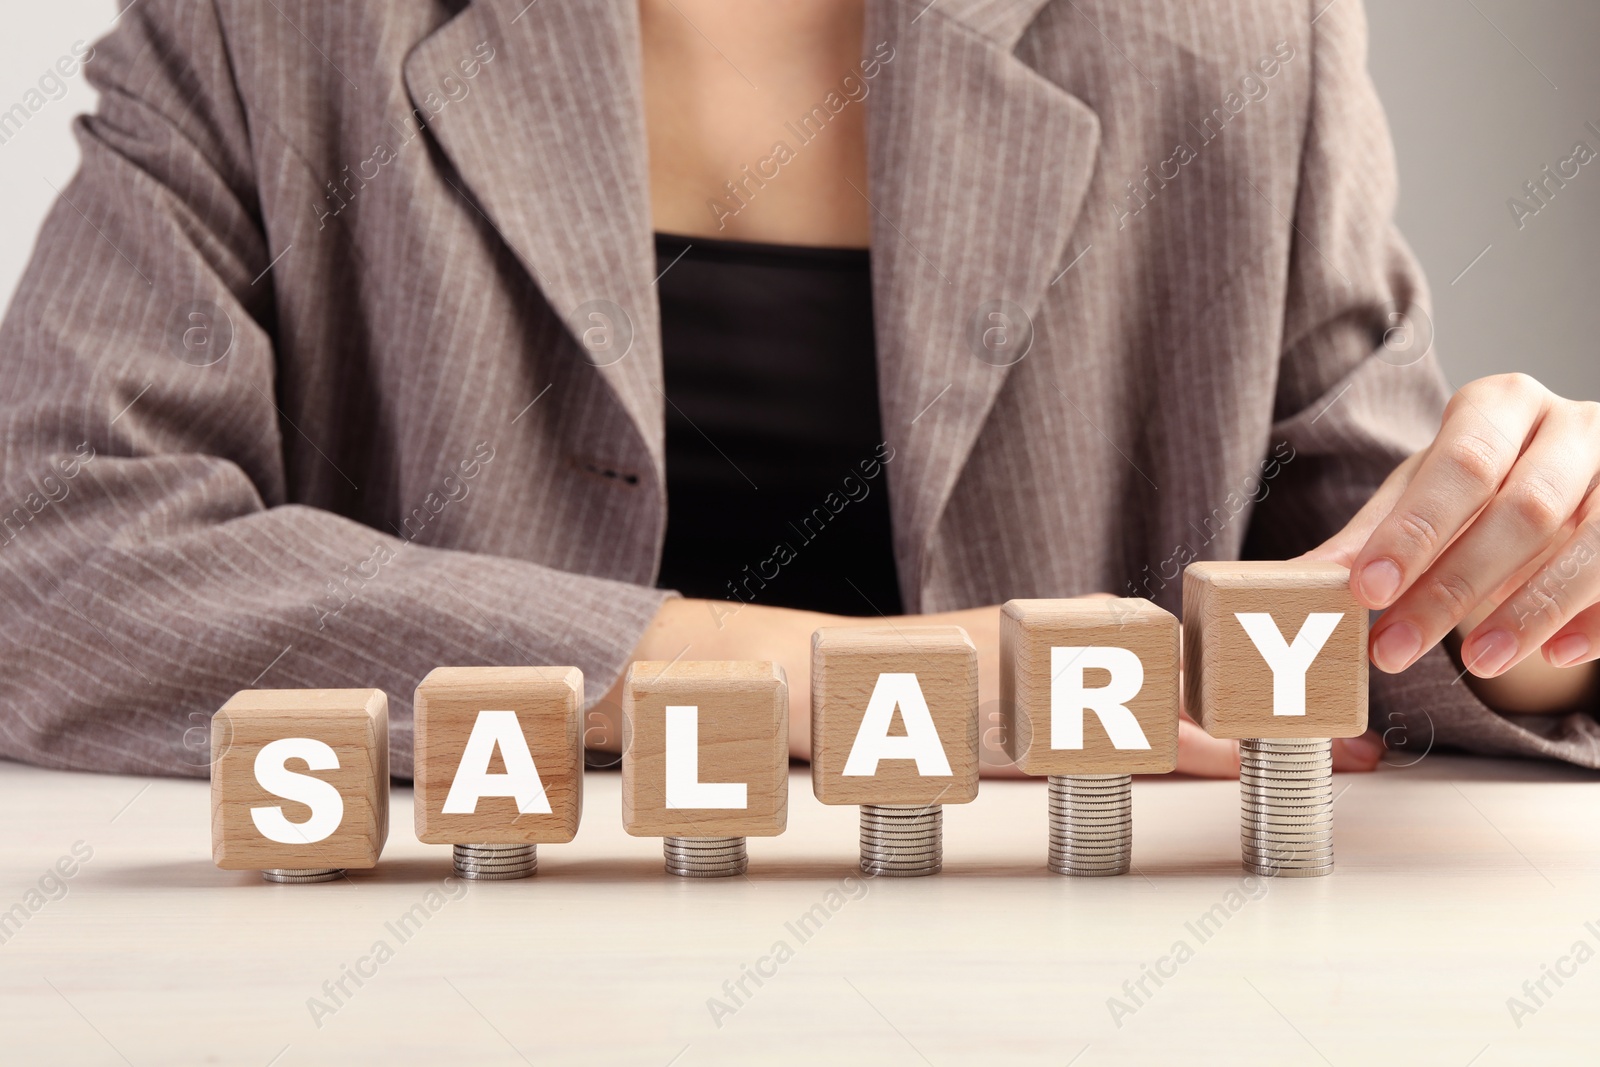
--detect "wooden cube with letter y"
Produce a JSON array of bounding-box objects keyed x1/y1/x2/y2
[
  {"x1": 1182, "y1": 560, "x2": 1368, "y2": 738},
  {"x1": 210, "y1": 688, "x2": 389, "y2": 882},
  {"x1": 622, "y1": 661, "x2": 788, "y2": 876},
  {"x1": 811, "y1": 625, "x2": 978, "y2": 876},
  {"x1": 414, "y1": 666, "x2": 584, "y2": 879},
  {"x1": 1183, "y1": 560, "x2": 1368, "y2": 879}
]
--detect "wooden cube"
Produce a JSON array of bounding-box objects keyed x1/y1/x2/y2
[
  {"x1": 1000, "y1": 599, "x2": 1179, "y2": 775},
  {"x1": 211, "y1": 689, "x2": 389, "y2": 871},
  {"x1": 1183, "y1": 561, "x2": 1368, "y2": 739},
  {"x1": 622, "y1": 661, "x2": 788, "y2": 838},
  {"x1": 413, "y1": 666, "x2": 584, "y2": 846},
  {"x1": 811, "y1": 626, "x2": 979, "y2": 806}
]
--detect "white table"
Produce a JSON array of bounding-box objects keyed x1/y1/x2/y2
[{"x1": 0, "y1": 754, "x2": 1596, "y2": 1065}]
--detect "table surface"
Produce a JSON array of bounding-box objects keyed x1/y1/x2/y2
[{"x1": 1, "y1": 753, "x2": 1598, "y2": 1066}]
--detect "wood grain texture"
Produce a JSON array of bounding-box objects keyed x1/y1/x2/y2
[
  {"x1": 1183, "y1": 561, "x2": 1369, "y2": 739},
  {"x1": 1000, "y1": 599, "x2": 1179, "y2": 775},
  {"x1": 413, "y1": 666, "x2": 583, "y2": 845},
  {"x1": 621, "y1": 661, "x2": 788, "y2": 838},
  {"x1": 811, "y1": 625, "x2": 979, "y2": 806},
  {"x1": 210, "y1": 689, "x2": 389, "y2": 870}
]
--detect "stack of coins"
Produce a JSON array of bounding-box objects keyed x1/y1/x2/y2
[
  {"x1": 663, "y1": 836, "x2": 748, "y2": 878},
  {"x1": 859, "y1": 803, "x2": 942, "y2": 877},
  {"x1": 453, "y1": 843, "x2": 537, "y2": 881},
  {"x1": 1047, "y1": 774, "x2": 1133, "y2": 876},
  {"x1": 261, "y1": 867, "x2": 343, "y2": 884},
  {"x1": 1239, "y1": 737, "x2": 1334, "y2": 877}
]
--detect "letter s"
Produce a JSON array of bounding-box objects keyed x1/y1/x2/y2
[{"x1": 251, "y1": 738, "x2": 345, "y2": 844}]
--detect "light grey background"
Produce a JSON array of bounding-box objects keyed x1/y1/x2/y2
[
  {"x1": 1368, "y1": 0, "x2": 1600, "y2": 400},
  {"x1": 1, "y1": 1, "x2": 1595, "y2": 398}
]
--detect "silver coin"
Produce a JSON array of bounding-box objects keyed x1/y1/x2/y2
[
  {"x1": 459, "y1": 867, "x2": 535, "y2": 880},
  {"x1": 261, "y1": 868, "x2": 344, "y2": 884},
  {"x1": 664, "y1": 841, "x2": 748, "y2": 855},
  {"x1": 456, "y1": 846, "x2": 535, "y2": 857},
  {"x1": 456, "y1": 860, "x2": 539, "y2": 873},
  {"x1": 859, "y1": 849, "x2": 941, "y2": 861},
  {"x1": 864, "y1": 857, "x2": 947, "y2": 876}
]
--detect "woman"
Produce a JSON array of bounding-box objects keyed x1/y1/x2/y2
[{"x1": 0, "y1": 0, "x2": 1595, "y2": 777}]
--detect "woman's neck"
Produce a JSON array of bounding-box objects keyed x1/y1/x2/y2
[{"x1": 639, "y1": 0, "x2": 871, "y2": 248}]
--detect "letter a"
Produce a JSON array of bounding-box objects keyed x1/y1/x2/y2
[
  {"x1": 841, "y1": 673, "x2": 953, "y2": 777},
  {"x1": 442, "y1": 709, "x2": 552, "y2": 815}
]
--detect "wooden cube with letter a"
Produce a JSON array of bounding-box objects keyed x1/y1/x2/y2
[
  {"x1": 413, "y1": 666, "x2": 583, "y2": 845},
  {"x1": 1182, "y1": 560, "x2": 1368, "y2": 738},
  {"x1": 1000, "y1": 599, "x2": 1179, "y2": 775},
  {"x1": 811, "y1": 626, "x2": 979, "y2": 806},
  {"x1": 210, "y1": 689, "x2": 389, "y2": 871},
  {"x1": 622, "y1": 661, "x2": 788, "y2": 838}
]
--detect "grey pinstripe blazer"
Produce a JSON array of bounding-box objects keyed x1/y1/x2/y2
[{"x1": 2, "y1": 0, "x2": 1594, "y2": 777}]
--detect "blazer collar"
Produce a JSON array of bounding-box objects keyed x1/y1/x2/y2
[{"x1": 405, "y1": 0, "x2": 1101, "y2": 608}]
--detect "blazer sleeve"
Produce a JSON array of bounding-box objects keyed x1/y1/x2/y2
[
  {"x1": 1241, "y1": 0, "x2": 1600, "y2": 767},
  {"x1": 0, "y1": 3, "x2": 670, "y2": 778}
]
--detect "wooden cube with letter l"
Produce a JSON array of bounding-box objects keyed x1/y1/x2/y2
[
  {"x1": 811, "y1": 625, "x2": 978, "y2": 876},
  {"x1": 414, "y1": 666, "x2": 584, "y2": 880},
  {"x1": 622, "y1": 661, "x2": 788, "y2": 877},
  {"x1": 210, "y1": 688, "x2": 389, "y2": 883},
  {"x1": 1183, "y1": 560, "x2": 1368, "y2": 878},
  {"x1": 1000, "y1": 598, "x2": 1178, "y2": 876}
]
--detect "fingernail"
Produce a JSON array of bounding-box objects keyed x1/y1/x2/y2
[
  {"x1": 1372, "y1": 621, "x2": 1422, "y2": 673},
  {"x1": 1547, "y1": 633, "x2": 1592, "y2": 668},
  {"x1": 1341, "y1": 731, "x2": 1383, "y2": 763},
  {"x1": 1357, "y1": 558, "x2": 1402, "y2": 607},
  {"x1": 1464, "y1": 629, "x2": 1517, "y2": 677}
]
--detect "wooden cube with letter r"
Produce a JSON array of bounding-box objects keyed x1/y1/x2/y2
[
  {"x1": 210, "y1": 689, "x2": 389, "y2": 871},
  {"x1": 811, "y1": 625, "x2": 979, "y2": 806},
  {"x1": 1182, "y1": 560, "x2": 1368, "y2": 739},
  {"x1": 1000, "y1": 598, "x2": 1179, "y2": 775},
  {"x1": 413, "y1": 666, "x2": 584, "y2": 846}
]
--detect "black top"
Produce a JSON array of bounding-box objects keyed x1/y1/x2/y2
[{"x1": 653, "y1": 231, "x2": 904, "y2": 617}]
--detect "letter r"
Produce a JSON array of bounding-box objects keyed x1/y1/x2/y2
[{"x1": 1050, "y1": 646, "x2": 1152, "y2": 750}]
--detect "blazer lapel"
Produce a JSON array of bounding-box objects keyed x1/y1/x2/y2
[
  {"x1": 403, "y1": 0, "x2": 663, "y2": 473},
  {"x1": 866, "y1": 0, "x2": 1101, "y2": 609}
]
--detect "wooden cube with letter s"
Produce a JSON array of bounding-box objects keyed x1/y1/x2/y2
[
  {"x1": 210, "y1": 689, "x2": 389, "y2": 883},
  {"x1": 414, "y1": 666, "x2": 584, "y2": 879},
  {"x1": 622, "y1": 661, "x2": 789, "y2": 877},
  {"x1": 811, "y1": 625, "x2": 979, "y2": 876}
]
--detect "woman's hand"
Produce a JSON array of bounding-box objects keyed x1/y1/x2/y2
[{"x1": 1305, "y1": 373, "x2": 1600, "y2": 709}]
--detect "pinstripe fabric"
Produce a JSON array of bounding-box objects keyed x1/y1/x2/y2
[{"x1": 0, "y1": 0, "x2": 1592, "y2": 778}]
